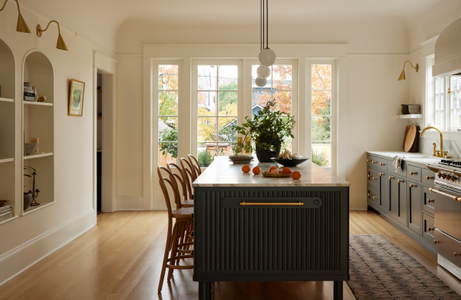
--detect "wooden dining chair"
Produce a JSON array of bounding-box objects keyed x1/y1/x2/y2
[
  {"x1": 166, "y1": 162, "x2": 194, "y2": 208},
  {"x1": 180, "y1": 157, "x2": 197, "y2": 198},
  {"x1": 157, "y1": 166, "x2": 194, "y2": 292},
  {"x1": 188, "y1": 154, "x2": 202, "y2": 176}
]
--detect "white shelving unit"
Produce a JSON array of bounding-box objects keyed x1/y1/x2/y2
[
  {"x1": 24, "y1": 101, "x2": 53, "y2": 107},
  {"x1": 23, "y1": 153, "x2": 53, "y2": 160},
  {"x1": 0, "y1": 158, "x2": 14, "y2": 164},
  {"x1": 396, "y1": 114, "x2": 423, "y2": 119},
  {"x1": 0, "y1": 97, "x2": 13, "y2": 103}
]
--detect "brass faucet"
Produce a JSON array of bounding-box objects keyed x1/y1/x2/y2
[{"x1": 420, "y1": 126, "x2": 448, "y2": 157}]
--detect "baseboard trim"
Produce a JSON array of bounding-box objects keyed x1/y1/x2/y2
[{"x1": 0, "y1": 208, "x2": 96, "y2": 286}]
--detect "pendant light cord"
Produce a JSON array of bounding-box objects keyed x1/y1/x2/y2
[{"x1": 266, "y1": 0, "x2": 268, "y2": 49}]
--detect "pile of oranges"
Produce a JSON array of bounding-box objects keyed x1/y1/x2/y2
[{"x1": 242, "y1": 165, "x2": 301, "y2": 180}]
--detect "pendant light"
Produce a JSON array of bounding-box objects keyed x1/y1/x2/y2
[{"x1": 256, "y1": 0, "x2": 276, "y2": 87}]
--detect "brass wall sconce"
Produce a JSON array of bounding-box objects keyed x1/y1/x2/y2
[
  {"x1": 0, "y1": 0, "x2": 31, "y2": 33},
  {"x1": 36, "y1": 20, "x2": 68, "y2": 51},
  {"x1": 398, "y1": 60, "x2": 419, "y2": 81}
]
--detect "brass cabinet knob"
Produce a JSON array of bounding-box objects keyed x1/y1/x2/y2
[
  {"x1": 389, "y1": 176, "x2": 394, "y2": 180},
  {"x1": 442, "y1": 173, "x2": 447, "y2": 179},
  {"x1": 410, "y1": 184, "x2": 416, "y2": 188},
  {"x1": 434, "y1": 240, "x2": 439, "y2": 244},
  {"x1": 427, "y1": 227, "x2": 434, "y2": 231},
  {"x1": 427, "y1": 199, "x2": 434, "y2": 203},
  {"x1": 367, "y1": 193, "x2": 371, "y2": 197},
  {"x1": 438, "y1": 172, "x2": 443, "y2": 178},
  {"x1": 426, "y1": 176, "x2": 434, "y2": 180},
  {"x1": 372, "y1": 161, "x2": 377, "y2": 164},
  {"x1": 367, "y1": 175, "x2": 370, "y2": 178},
  {"x1": 372, "y1": 177, "x2": 377, "y2": 180},
  {"x1": 367, "y1": 159, "x2": 370, "y2": 162},
  {"x1": 380, "y1": 163, "x2": 385, "y2": 166},
  {"x1": 447, "y1": 175, "x2": 452, "y2": 180},
  {"x1": 410, "y1": 172, "x2": 417, "y2": 175},
  {"x1": 380, "y1": 173, "x2": 384, "y2": 176},
  {"x1": 398, "y1": 179, "x2": 404, "y2": 183},
  {"x1": 372, "y1": 196, "x2": 377, "y2": 200},
  {"x1": 454, "y1": 252, "x2": 460, "y2": 257}
]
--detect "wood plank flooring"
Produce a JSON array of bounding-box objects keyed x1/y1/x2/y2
[{"x1": 0, "y1": 210, "x2": 460, "y2": 299}]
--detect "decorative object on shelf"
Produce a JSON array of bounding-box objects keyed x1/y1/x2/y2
[
  {"x1": 0, "y1": 0, "x2": 31, "y2": 33},
  {"x1": 68, "y1": 79, "x2": 85, "y2": 116},
  {"x1": 36, "y1": 20, "x2": 68, "y2": 51},
  {"x1": 255, "y1": 0, "x2": 276, "y2": 87},
  {"x1": 403, "y1": 125, "x2": 419, "y2": 152},
  {"x1": 401, "y1": 104, "x2": 409, "y2": 114},
  {"x1": 23, "y1": 82, "x2": 36, "y2": 101},
  {"x1": 24, "y1": 166, "x2": 40, "y2": 207},
  {"x1": 0, "y1": 200, "x2": 9, "y2": 206},
  {"x1": 398, "y1": 60, "x2": 419, "y2": 81},
  {"x1": 30, "y1": 137, "x2": 40, "y2": 154},
  {"x1": 408, "y1": 104, "x2": 420, "y2": 114},
  {"x1": 23, "y1": 192, "x2": 32, "y2": 210},
  {"x1": 233, "y1": 100, "x2": 295, "y2": 162},
  {"x1": 24, "y1": 143, "x2": 38, "y2": 155},
  {"x1": 36, "y1": 95, "x2": 46, "y2": 102}
]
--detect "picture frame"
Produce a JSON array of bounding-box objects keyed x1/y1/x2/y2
[{"x1": 68, "y1": 79, "x2": 85, "y2": 116}]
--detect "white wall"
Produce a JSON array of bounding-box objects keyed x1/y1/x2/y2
[{"x1": 0, "y1": 5, "x2": 98, "y2": 284}]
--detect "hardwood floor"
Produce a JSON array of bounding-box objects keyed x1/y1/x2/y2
[{"x1": 0, "y1": 210, "x2": 460, "y2": 299}]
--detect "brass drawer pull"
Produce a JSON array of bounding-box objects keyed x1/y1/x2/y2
[
  {"x1": 426, "y1": 176, "x2": 434, "y2": 180},
  {"x1": 380, "y1": 173, "x2": 384, "y2": 176},
  {"x1": 372, "y1": 177, "x2": 377, "y2": 180},
  {"x1": 367, "y1": 193, "x2": 371, "y2": 197},
  {"x1": 372, "y1": 197, "x2": 377, "y2": 200},
  {"x1": 427, "y1": 227, "x2": 434, "y2": 231},
  {"x1": 429, "y1": 188, "x2": 461, "y2": 202},
  {"x1": 372, "y1": 161, "x2": 377, "y2": 164},
  {"x1": 454, "y1": 252, "x2": 460, "y2": 257},
  {"x1": 427, "y1": 199, "x2": 434, "y2": 204},
  {"x1": 367, "y1": 159, "x2": 370, "y2": 162},
  {"x1": 410, "y1": 184, "x2": 416, "y2": 188},
  {"x1": 240, "y1": 201, "x2": 304, "y2": 206},
  {"x1": 434, "y1": 240, "x2": 439, "y2": 244},
  {"x1": 398, "y1": 179, "x2": 404, "y2": 183},
  {"x1": 368, "y1": 175, "x2": 370, "y2": 178},
  {"x1": 389, "y1": 176, "x2": 394, "y2": 180},
  {"x1": 380, "y1": 163, "x2": 385, "y2": 166},
  {"x1": 410, "y1": 171, "x2": 417, "y2": 175}
]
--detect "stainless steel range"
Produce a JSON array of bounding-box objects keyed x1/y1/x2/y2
[{"x1": 427, "y1": 160, "x2": 461, "y2": 280}]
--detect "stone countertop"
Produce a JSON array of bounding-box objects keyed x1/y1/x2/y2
[
  {"x1": 193, "y1": 156, "x2": 350, "y2": 187},
  {"x1": 367, "y1": 151, "x2": 442, "y2": 167}
]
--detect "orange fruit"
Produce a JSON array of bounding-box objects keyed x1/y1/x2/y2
[
  {"x1": 282, "y1": 167, "x2": 292, "y2": 174},
  {"x1": 252, "y1": 166, "x2": 261, "y2": 175},
  {"x1": 269, "y1": 166, "x2": 278, "y2": 172},
  {"x1": 269, "y1": 168, "x2": 279, "y2": 174},
  {"x1": 291, "y1": 171, "x2": 301, "y2": 179},
  {"x1": 242, "y1": 165, "x2": 251, "y2": 173}
]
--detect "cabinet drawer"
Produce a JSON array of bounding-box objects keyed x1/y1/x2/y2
[
  {"x1": 367, "y1": 186, "x2": 379, "y2": 206},
  {"x1": 422, "y1": 213, "x2": 435, "y2": 242},
  {"x1": 422, "y1": 186, "x2": 436, "y2": 214},
  {"x1": 367, "y1": 155, "x2": 388, "y2": 171},
  {"x1": 368, "y1": 168, "x2": 380, "y2": 188},
  {"x1": 435, "y1": 229, "x2": 461, "y2": 269},
  {"x1": 422, "y1": 168, "x2": 435, "y2": 185},
  {"x1": 407, "y1": 165, "x2": 422, "y2": 182}
]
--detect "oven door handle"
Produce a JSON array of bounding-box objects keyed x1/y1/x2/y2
[{"x1": 429, "y1": 187, "x2": 461, "y2": 202}]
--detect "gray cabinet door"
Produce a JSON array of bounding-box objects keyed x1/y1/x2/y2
[
  {"x1": 389, "y1": 177, "x2": 407, "y2": 225},
  {"x1": 408, "y1": 181, "x2": 422, "y2": 234}
]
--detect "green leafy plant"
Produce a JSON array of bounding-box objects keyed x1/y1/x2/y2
[
  {"x1": 198, "y1": 150, "x2": 215, "y2": 167},
  {"x1": 159, "y1": 128, "x2": 178, "y2": 159},
  {"x1": 233, "y1": 100, "x2": 295, "y2": 153},
  {"x1": 312, "y1": 149, "x2": 329, "y2": 167}
]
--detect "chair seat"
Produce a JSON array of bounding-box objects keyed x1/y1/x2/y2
[
  {"x1": 172, "y1": 207, "x2": 194, "y2": 218},
  {"x1": 181, "y1": 199, "x2": 194, "y2": 208}
]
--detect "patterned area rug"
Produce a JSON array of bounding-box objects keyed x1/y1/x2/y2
[{"x1": 348, "y1": 234, "x2": 461, "y2": 299}]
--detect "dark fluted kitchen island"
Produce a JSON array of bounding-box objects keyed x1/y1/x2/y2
[{"x1": 193, "y1": 157, "x2": 350, "y2": 300}]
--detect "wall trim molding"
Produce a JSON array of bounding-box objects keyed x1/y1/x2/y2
[{"x1": 0, "y1": 208, "x2": 95, "y2": 286}]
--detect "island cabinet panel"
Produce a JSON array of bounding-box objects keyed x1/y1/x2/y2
[{"x1": 193, "y1": 186, "x2": 350, "y2": 282}]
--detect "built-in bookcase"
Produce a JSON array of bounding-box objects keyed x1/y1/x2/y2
[
  {"x1": 0, "y1": 39, "x2": 16, "y2": 223},
  {"x1": 22, "y1": 51, "x2": 54, "y2": 214}
]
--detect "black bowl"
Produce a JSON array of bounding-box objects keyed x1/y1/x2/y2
[{"x1": 271, "y1": 157, "x2": 309, "y2": 167}]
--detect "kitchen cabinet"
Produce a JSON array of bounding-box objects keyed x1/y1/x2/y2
[{"x1": 367, "y1": 152, "x2": 436, "y2": 253}]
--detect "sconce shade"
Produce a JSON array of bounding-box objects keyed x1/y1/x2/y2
[
  {"x1": 257, "y1": 65, "x2": 270, "y2": 79},
  {"x1": 255, "y1": 77, "x2": 267, "y2": 87},
  {"x1": 398, "y1": 60, "x2": 419, "y2": 81},
  {"x1": 57, "y1": 33, "x2": 68, "y2": 51},
  {"x1": 16, "y1": 12, "x2": 30, "y2": 33},
  {"x1": 258, "y1": 48, "x2": 276, "y2": 67}
]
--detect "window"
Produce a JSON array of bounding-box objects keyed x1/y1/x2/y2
[
  {"x1": 311, "y1": 64, "x2": 332, "y2": 168},
  {"x1": 427, "y1": 55, "x2": 461, "y2": 131},
  {"x1": 196, "y1": 65, "x2": 238, "y2": 166},
  {"x1": 158, "y1": 65, "x2": 179, "y2": 166}
]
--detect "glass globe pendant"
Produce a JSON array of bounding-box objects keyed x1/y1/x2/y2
[
  {"x1": 255, "y1": 77, "x2": 267, "y2": 87},
  {"x1": 257, "y1": 64, "x2": 270, "y2": 78},
  {"x1": 258, "y1": 49, "x2": 276, "y2": 67}
]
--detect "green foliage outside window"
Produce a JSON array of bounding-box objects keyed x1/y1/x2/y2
[
  {"x1": 159, "y1": 128, "x2": 178, "y2": 158},
  {"x1": 312, "y1": 149, "x2": 329, "y2": 167},
  {"x1": 198, "y1": 150, "x2": 215, "y2": 167}
]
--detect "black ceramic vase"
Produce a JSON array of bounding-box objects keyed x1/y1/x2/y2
[
  {"x1": 24, "y1": 192, "x2": 32, "y2": 210},
  {"x1": 255, "y1": 143, "x2": 281, "y2": 162}
]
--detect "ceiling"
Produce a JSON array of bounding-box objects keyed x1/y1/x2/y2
[{"x1": 19, "y1": 0, "x2": 446, "y2": 52}]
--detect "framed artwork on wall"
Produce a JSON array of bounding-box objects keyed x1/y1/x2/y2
[{"x1": 68, "y1": 79, "x2": 85, "y2": 116}]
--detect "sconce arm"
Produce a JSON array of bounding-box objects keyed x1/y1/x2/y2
[
  {"x1": 37, "y1": 20, "x2": 62, "y2": 37},
  {"x1": 403, "y1": 60, "x2": 419, "y2": 72},
  {"x1": 0, "y1": 0, "x2": 10, "y2": 11}
]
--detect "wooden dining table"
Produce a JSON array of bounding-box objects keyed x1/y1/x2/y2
[{"x1": 192, "y1": 156, "x2": 350, "y2": 300}]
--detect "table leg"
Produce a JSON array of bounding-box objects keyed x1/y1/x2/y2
[
  {"x1": 198, "y1": 281, "x2": 212, "y2": 300},
  {"x1": 333, "y1": 281, "x2": 343, "y2": 300}
]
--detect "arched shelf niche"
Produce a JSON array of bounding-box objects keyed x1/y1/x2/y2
[
  {"x1": 22, "y1": 50, "x2": 54, "y2": 213},
  {"x1": 0, "y1": 39, "x2": 16, "y2": 222}
]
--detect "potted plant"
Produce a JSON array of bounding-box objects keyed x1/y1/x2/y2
[{"x1": 233, "y1": 100, "x2": 295, "y2": 162}]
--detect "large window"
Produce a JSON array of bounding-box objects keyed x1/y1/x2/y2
[
  {"x1": 158, "y1": 65, "x2": 179, "y2": 167},
  {"x1": 311, "y1": 64, "x2": 332, "y2": 168},
  {"x1": 427, "y1": 55, "x2": 461, "y2": 131},
  {"x1": 196, "y1": 65, "x2": 238, "y2": 166}
]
